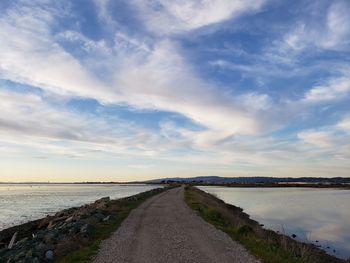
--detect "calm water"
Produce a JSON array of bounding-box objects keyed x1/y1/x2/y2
[
  {"x1": 0, "y1": 184, "x2": 161, "y2": 231},
  {"x1": 199, "y1": 186, "x2": 350, "y2": 260}
]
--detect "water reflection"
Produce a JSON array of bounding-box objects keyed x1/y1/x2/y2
[
  {"x1": 199, "y1": 186, "x2": 350, "y2": 260},
  {"x1": 0, "y1": 184, "x2": 161, "y2": 231}
]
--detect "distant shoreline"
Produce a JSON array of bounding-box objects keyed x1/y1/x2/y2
[
  {"x1": 1, "y1": 182, "x2": 349, "y2": 189},
  {"x1": 189, "y1": 182, "x2": 350, "y2": 188},
  {"x1": 2, "y1": 176, "x2": 350, "y2": 185},
  {"x1": 0, "y1": 182, "x2": 156, "y2": 184}
]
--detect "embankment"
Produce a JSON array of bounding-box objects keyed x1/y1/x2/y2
[
  {"x1": 0, "y1": 186, "x2": 169, "y2": 263},
  {"x1": 185, "y1": 186, "x2": 346, "y2": 263}
]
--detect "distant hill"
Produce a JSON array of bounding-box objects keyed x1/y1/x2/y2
[{"x1": 146, "y1": 176, "x2": 350, "y2": 184}]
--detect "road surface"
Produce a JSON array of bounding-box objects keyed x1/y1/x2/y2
[{"x1": 92, "y1": 187, "x2": 257, "y2": 263}]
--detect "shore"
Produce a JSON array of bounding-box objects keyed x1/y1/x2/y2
[
  {"x1": 0, "y1": 185, "x2": 347, "y2": 263},
  {"x1": 0, "y1": 187, "x2": 168, "y2": 262},
  {"x1": 187, "y1": 183, "x2": 350, "y2": 188},
  {"x1": 185, "y1": 186, "x2": 346, "y2": 263}
]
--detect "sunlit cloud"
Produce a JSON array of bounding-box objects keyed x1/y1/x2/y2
[{"x1": 0, "y1": 0, "x2": 349, "y2": 181}]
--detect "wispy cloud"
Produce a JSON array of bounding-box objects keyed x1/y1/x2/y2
[
  {"x1": 0, "y1": 0, "x2": 349, "y2": 180},
  {"x1": 273, "y1": 1, "x2": 350, "y2": 56},
  {"x1": 131, "y1": 0, "x2": 267, "y2": 35}
]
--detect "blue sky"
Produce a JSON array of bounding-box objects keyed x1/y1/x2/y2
[{"x1": 0, "y1": 0, "x2": 349, "y2": 182}]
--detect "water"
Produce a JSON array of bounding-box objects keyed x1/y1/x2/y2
[
  {"x1": 0, "y1": 183, "x2": 161, "y2": 231},
  {"x1": 199, "y1": 186, "x2": 350, "y2": 260}
]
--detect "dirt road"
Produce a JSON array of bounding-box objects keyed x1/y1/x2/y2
[{"x1": 92, "y1": 187, "x2": 257, "y2": 263}]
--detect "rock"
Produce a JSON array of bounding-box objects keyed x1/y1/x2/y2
[
  {"x1": 68, "y1": 225, "x2": 80, "y2": 235},
  {"x1": 24, "y1": 258, "x2": 34, "y2": 263},
  {"x1": 93, "y1": 212, "x2": 105, "y2": 221},
  {"x1": 43, "y1": 232, "x2": 56, "y2": 243},
  {"x1": 8, "y1": 231, "x2": 17, "y2": 249},
  {"x1": 292, "y1": 234, "x2": 297, "y2": 238},
  {"x1": 65, "y1": 216, "x2": 74, "y2": 223},
  {"x1": 69, "y1": 220, "x2": 84, "y2": 235},
  {"x1": 0, "y1": 247, "x2": 8, "y2": 256},
  {"x1": 56, "y1": 222, "x2": 67, "y2": 230},
  {"x1": 80, "y1": 224, "x2": 94, "y2": 237},
  {"x1": 38, "y1": 216, "x2": 52, "y2": 228},
  {"x1": 26, "y1": 249, "x2": 33, "y2": 258},
  {"x1": 103, "y1": 215, "x2": 111, "y2": 222},
  {"x1": 18, "y1": 237, "x2": 29, "y2": 245},
  {"x1": 14, "y1": 250, "x2": 26, "y2": 261},
  {"x1": 34, "y1": 243, "x2": 54, "y2": 257},
  {"x1": 45, "y1": 250, "x2": 54, "y2": 261},
  {"x1": 46, "y1": 221, "x2": 55, "y2": 230},
  {"x1": 34, "y1": 230, "x2": 46, "y2": 240},
  {"x1": 93, "y1": 197, "x2": 110, "y2": 209}
]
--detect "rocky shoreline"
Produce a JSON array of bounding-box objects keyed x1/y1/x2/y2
[{"x1": 0, "y1": 187, "x2": 166, "y2": 263}]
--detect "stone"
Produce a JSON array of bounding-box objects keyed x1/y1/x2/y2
[
  {"x1": 8, "y1": 232, "x2": 17, "y2": 249},
  {"x1": 43, "y1": 232, "x2": 56, "y2": 243},
  {"x1": 14, "y1": 250, "x2": 26, "y2": 261},
  {"x1": 103, "y1": 215, "x2": 111, "y2": 222},
  {"x1": 80, "y1": 224, "x2": 94, "y2": 236},
  {"x1": 65, "y1": 216, "x2": 74, "y2": 223},
  {"x1": 34, "y1": 230, "x2": 46, "y2": 240},
  {"x1": 24, "y1": 258, "x2": 35, "y2": 263},
  {"x1": 93, "y1": 197, "x2": 110, "y2": 209},
  {"x1": 46, "y1": 221, "x2": 55, "y2": 230},
  {"x1": 18, "y1": 237, "x2": 29, "y2": 245},
  {"x1": 25, "y1": 249, "x2": 33, "y2": 258},
  {"x1": 45, "y1": 250, "x2": 54, "y2": 261},
  {"x1": 34, "y1": 243, "x2": 53, "y2": 257},
  {"x1": 0, "y1": 247, "x2": 8, "y2": 256},
  {"x1": 93, "y1": 212, "x2": 105, "y2": 221}
]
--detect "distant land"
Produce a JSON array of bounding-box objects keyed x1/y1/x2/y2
[
  {"x1": 1, "y1": 176, "x2": 350, "y2": 185},
  {"x1": 145, "y1": 176, "x2": 350, "y2": 184}
]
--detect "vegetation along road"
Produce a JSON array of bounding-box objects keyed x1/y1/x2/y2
[{"x1": 92, "y1": 186, "x2": 258, "y2": 263}]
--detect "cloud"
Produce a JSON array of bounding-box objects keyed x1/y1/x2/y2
[
  {"x1": 0, "y1": 89, "x2": 171, "y2": 158},
  {"x1": 0, "y1": 2, "x2": 115, "y2": 102},
  {"x1": 131, "y1": 0, "x2": 266, "y2": 34},
  {"x1": 303, "y1": 75, "x2": 350, "y2": 102},
  {"x1": 323, "y1": 0, "x2": 350, "y2": 49},
  {"x1": 337, "y1": 116, "x2": 350, "y2": 133},
  {"x1": 238, "y1": 93, "x2": 272, "y2": 111},
  {"x1": 115, "y1": 40, "x2": 262, "y2": 139},
  {"x1": 0, "y1": 1, "x2": 266, "y2": 143},
  {"x1": 296, "y1": 118, "x2": 350, "y2": 160},
  {"x1": 279, "y1": 1, "x2": 350, "y2": 54},
  {"x1": 0, "y1": 0, "x2": 349, "y2": 179},
  {"x1": 297, "y1": 130, "x2": 334, "y2": 148}
]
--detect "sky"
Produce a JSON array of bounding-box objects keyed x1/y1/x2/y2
[{"x1": 0, "y1": 0, "x2": 349, "y2": 182}]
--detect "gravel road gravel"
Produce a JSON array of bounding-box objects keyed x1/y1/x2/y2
[{"x1": 92, "y1": 186, "x2": 258, "y2": 263}]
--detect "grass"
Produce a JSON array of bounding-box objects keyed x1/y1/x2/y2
[
  {"x1": 58, "y1": 186, "x2": 171, "y2": 263},
  {"x1": 184, "y1": 186, "x2": 343, "y2": 263}
]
